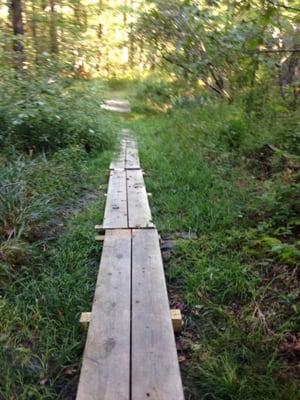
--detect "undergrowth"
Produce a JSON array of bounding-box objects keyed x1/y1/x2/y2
[
  {"x1": 0, "y1": 144, "x2": 114, "y2": 398},
  {"x1": 0, "y1": 74, "x2": 299, "y2": 399},
  {"x1": 127, "y1": 77, "x2": 300, "y2": 400},
  {"x1": 0, "y1": 199, "x2": 106, "y2": 399},
  {"x1": 0, "y1": 77, "x2": 122, "y2": 398},
  {"x1": 0, "y1": 74, "x2": 119, "y2": 153}
]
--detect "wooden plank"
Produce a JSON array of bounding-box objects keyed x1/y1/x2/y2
[
  {"x1": 95, "y1": 235, "x2": 105, "y2": 241},
  {"x1": 79, "y1": 310, "x2": 183, "y2": 332},
  {"x1": 171, "y1": 309, "x2": 183, "y2": 333},
  {"x1": 127, "y1": 169, "x2": 154, "y2": 228},
  {"x1": 125, "y1": 137, "x2": 140, "y2": 169},
  {"x1": 76, "y1": 229, "x2": 131, "y2": 400},
  {"x1": 79, "y1": 312, "x2": 91, "y2": 329},
  {"x1": 101, "y1": 104, "x2": 131, "y2": 113},
  {"x1": 103, "y1": 170, "x2": 128, "y2": 229},
  {"x1": 104, "y1": 100, "x2": 130, "y2": 108},
  {"x1": 131, "y1": 229, "x2": 184, "y2": 400},
  {"x1": 110, "y1": 139, "x2": 126, "y2": 170}
]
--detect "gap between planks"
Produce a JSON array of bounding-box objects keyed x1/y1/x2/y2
[
  {"x1": 102, "y1": 169, "x2": 154, "y2": 229},
  {"x1": 110, "y1": 131, "x2": 140, "y2": 171},
  {"x1": 77, "y1": 130, "x2": 184, "y2": 400},
  {"x1": 77, "y1": 229, "x2": 184, "y2": 400}
]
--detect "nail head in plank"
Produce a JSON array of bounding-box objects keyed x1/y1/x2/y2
[
  {"x1": 131, "y1": 229, "x2": 184, "y2": 400},
  {"x1": 76, "y1": 229, "x2": 131, "y2": 400}
]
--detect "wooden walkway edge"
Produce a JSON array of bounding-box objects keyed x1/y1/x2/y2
[{"x1": 76, "y1": 130, "x2": 184, "y2": 400}]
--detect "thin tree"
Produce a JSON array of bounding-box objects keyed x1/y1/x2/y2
[
  {"x1": 49, "y1": 0, "x2": 58, "y2": 54},
  {"x1": 11, "y1": 0, "x2": 25, "y2": 69},
  {"x1": 30, "y1": 0, "x2": 39, "y2": 63}
]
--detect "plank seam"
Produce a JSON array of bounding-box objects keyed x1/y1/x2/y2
[
  {"x1": 125, "y1": 136, "x2": 128, "y2": 169},
  {"x1": 125, "y1": 169, "x2": 129, "y2": 228},
  {"x1": 129, "y1": 228, "x2": 133, "y2": 400}
]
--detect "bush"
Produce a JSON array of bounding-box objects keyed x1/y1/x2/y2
[
  {"x1": 218, "y1": 118, "x2": 249, "y2": 150},
  {"x1": 0, "y1": 73, "x2": 118, "y2": 153},
  {"x1": 135, "y1": 77, "x2": 180, "y2": 104}
]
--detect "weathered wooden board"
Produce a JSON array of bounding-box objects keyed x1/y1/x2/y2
[
  {"x1": 127, "y1": 169, "x2": 153, "y2": 228},
  {"x1": 103, "y1": 170, "x2": 128, "y2": 229},
  {"x1": 104, "y1": 100, "x2": 131, "y2": 108},
  {"x1": 101, "y1": 100, "x2": 131, "y2": 113},
  {"x1": 110, "y1": 139, "x2": 126, "y2": 170},
  {"x1": 131, "y1": 229, "x2": 184, "y2": 400},
  {"x1": 76, "y1": 229, "x2": 131, "y2": 400},
  {"x1": 125, "y1": 138, "x2": 140, "y2": 170}
]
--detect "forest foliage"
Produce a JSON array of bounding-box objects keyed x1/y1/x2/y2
[
  {"x1": 0, "y1": 0, "x2": 299, "y2": 399},
  {"x1": 0, "y1": 0, "x2": 299, "y2": 151}
]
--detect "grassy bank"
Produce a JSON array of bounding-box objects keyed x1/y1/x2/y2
[
  {"x1": 1, "y1": 75, "x2": 299, "y2": 399},
  {"x1": 126, "y1": 81, "x2": 300, "y2": 399},
  {"x1": 0, "y1": 78, "x2": 124, "y2": 399}
]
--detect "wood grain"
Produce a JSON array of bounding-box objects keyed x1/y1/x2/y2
[
  {"x1": 125, "y1": 137, "x2": 140, "y2": 169},
  {"x1": 127, "y1": 169, "x2": 153, "y2": 228},
  {"x1": 131, "y1": 229, "x2": 184, "y2": 400},
  {"x1": 103, "y1": 170, "x2": 128, "y2": 229},
  {"x1": 110, "y1": 139, "x2": 126, "y2": 170},
  {"x1": 76, "y1": 229, "x2": 131, "y2": 400}
]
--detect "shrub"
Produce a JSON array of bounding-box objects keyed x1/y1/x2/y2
[
  {"x1": 0, "y1": 74, "x2": 117, "y2": 153},
  {"x1": 135, "y1": 77, "x2": 178, "y2": 104},
  {"x1": 218, "y1": 118, "x2": 249, "y2": 150}
]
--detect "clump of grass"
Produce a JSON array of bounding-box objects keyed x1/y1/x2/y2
[
  {"x1": 0, "y1": 147, "x2": 88, "y2": 242},
  {"x1": 0, "y1": 200, "x2": 105, "y2": 399}
]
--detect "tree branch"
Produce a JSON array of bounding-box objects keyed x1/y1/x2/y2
[
  {"x1": 162, "y1": 55, "x2": 225, "y2": 97},
  {"x1": 265, "y1": 0, "x2": 300, "y2": 12},
  {"x1": 162, "y1": 55, "x2": 194, "y2": 74},
  {"x1": 247, "y1": 48, "x2": 300, "y2": 54}
]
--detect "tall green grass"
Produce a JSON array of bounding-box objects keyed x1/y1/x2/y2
[
  {"x1": 127, "y1": 84, "x2": 300, "y2": 399},
  {"x1": 0, "y1": 77, "x2": 123, "y2": 398},
  {"x1": 0, "y1": 147, "x2": 114, "y2": 399}
]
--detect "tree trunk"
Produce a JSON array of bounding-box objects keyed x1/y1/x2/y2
[
  {"x1": 74, "y1": 0, "x2": 87, "y2": 30},
  {"x1": 49, "y1": 0, "x2": 58, "y2": 54},
  {"x1": 11, "y1": 0, "x2": 25, "y2": 69},
  {"x1": 123, "y1": 0, "x2": 128, "y2": 64},
  {"x1": 128, "y1": 0, "x2": 134, "y2": 67},
  {"x1": 30, "y1": 1, "x2": 40, "y2": 63}
]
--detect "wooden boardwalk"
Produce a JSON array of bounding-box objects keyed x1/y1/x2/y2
[{"x1": 76, "y1": 130, "x2": 184, "y2": 400}]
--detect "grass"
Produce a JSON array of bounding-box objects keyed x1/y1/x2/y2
[
  {"x1": 1, "y1": 200, "x2": 104, "y2": 399},
  {"x1": 0, "y1": 78, "x2": 125, "y2": 399},
  {"x1": 0, "y1": 75, "x2": 299, "y2": 399},
  {"x1": 125, "y1": 84, "x2": 300, "y2": 399}
]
